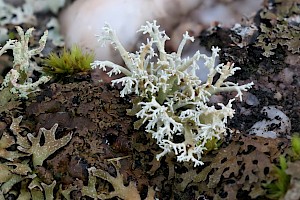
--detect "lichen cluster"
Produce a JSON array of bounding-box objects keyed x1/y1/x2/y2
[
  {"x1": 0, "y1": 0, "x2": 65, "y2": 27},
  {"x1": 256, "y1": 0, "x2": 300, "y2": 57},
  {"x1": 1, "y1": 1, "x2": 299, "y2": 198},
  {"x1": 0, "y1": 26, "x2": 50, "y2": 113},
  {"x1": 0, "y1": 0, "x2": 65, "y2": 46},
  {"x1": 92, "y1": 20, "x2": 253, "y2": 166},
  {"x1": 175, "y1": 132, "x2": 289, "y2": 199},
  {"x1": 0, "y1": 116, "x2": 72, "y2": 199}
]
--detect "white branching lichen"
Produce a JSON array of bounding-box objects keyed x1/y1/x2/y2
[
  {"x1": 0, "y1": 26, "x2": 50, "y2": 98},
  {"x1": 91, "y1": 20, "x2": 253, "y2": 167},
  {"x1": 0, "y1": 0, "x2": 65, "y2": 26}
]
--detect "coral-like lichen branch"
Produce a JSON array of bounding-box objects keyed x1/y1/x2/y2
[{"x1": 92, "y1": 20, "x2": 253, "y2": 166}]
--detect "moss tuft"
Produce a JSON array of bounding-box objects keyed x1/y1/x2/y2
[{"x1": 43, "y1": 45, "x2": 94, "y2": 79}]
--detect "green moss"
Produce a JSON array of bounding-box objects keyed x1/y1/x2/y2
[
  {"x1": 43, "y1": 45, "x2": 94, "y2": 79},
  {"x1": 264, "y1": 135, "x2": 300, "y2": 199},
  {"x1": 264, "y1": 155, "x2": 290, "y2": 199},
  {"x1": 203, "y1": 136, "x2": 222, "y2": 152},
  {"x1": 291, "y1": 134, "x2": 300, "y2": 160}
]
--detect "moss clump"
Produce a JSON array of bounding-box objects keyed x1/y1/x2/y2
[
  {"x1": 43, "y1": 45, "x2": 94, "y2": 79},
  {"x1": 264, "y1": 135, "x2": 300, "y2": 199}
]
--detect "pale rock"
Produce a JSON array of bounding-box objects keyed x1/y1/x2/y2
[{"x1": 59, "y1": 0, "x2": 203, "y2": 63}]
